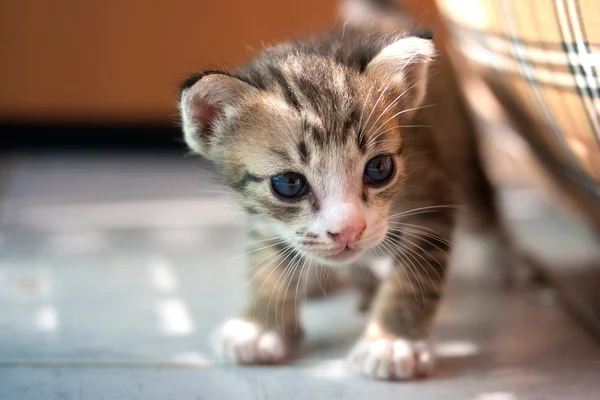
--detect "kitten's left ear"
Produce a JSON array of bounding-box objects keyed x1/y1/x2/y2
[
  {"x1": 179, "y1": 71, "x2": 257, "y2": 158},
  {"x1": 366, "y1": 36, "x2": 436, "y2": 111}
]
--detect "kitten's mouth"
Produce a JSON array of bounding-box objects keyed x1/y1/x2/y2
[{"x1": 322, "y1": 246, "x2": 362, "y2": 263}]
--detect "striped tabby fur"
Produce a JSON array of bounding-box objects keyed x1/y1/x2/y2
[{"x1": 179, "y1": 19, "x2": 458, "y2": 380}]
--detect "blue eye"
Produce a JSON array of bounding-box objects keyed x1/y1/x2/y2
[
  {"x1": 364, "y1": 155, "x2": 394, "y2": 185},
  {"x1": 271, "y1": 172, "x2": 309, "y2": 199}
]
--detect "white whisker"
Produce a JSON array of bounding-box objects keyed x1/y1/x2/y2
[
  {"x1": 379, "y1": 238, "x2": 419, "y2": 307},
  {"x1": 357, "y1": 86, "x2": 374, "y2": 138},
  {"x1": 253, "y1": 246, "x2": 296, "y2": 323},
  {"x1": 363, "y1": 61, "x2": 427, "y2": 139},
  {"x1": 387, "y1": 231, "x2": 444, "y2": 286},
  {"x1": 388, "y1": 204, "x2": 463, "y2": 220},
  {"x1": 247, "y1": 244, "x2": 293, "y2": 285},
  {"x1": 195, "y1": 189, "x2": 234, "y2": 195},
  {"x1": 276, "y1": 251, "x2": 304, "y2": 333},
  {"x1": 388, "y1": 223, "x2": 452, "y2": 247},
  {"x1": 303, "y1": 257, "x2": 314, "y2": 303},
  {"x1": 278, "y1": 115, "x2": 299, "y2": 152},
  {"x1": 397, "y1": 241, "x2": 439, "y2": 299},
  {"x1": 382, "y1": 235, "x2": 426, "y2": 306},
  {"x1": 360, "y1": 80, "x2": 395, "y2": 143},
  {"x1": 367, "y1": 103, "x2": 438, "y2": 146},
  {"x1": 246, "y1": 244, "x2": 289, "y2": 277},
  {"x1": 219, "y1": 235, "x2": 282, "y2": 256},
  {"x1": 230, "y1": 238, "x2": 289, "y2": 260},
  {"x1": 293, "y1": 256, "x2": 311, "y2": 334},
  {"x1": 398, "y1": 230, "x2": 450, "y2": 257},
  {"x1": 364, "y1": 125, "x2": 431, "y2": 150},
  {"x1": 365, "y1": 71, "x2": 439, "y2": 146}
]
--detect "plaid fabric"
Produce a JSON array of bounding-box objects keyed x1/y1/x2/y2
[{"x1": 435, "y1": 0, "x2": 600, "y2": 213}]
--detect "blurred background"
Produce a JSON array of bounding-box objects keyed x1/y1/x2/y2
[
  {"x1": 0, "y1": 1, "x2": 599, "y2": 399},
  {"x1": 0, "y1": 0, "x2": 336, "y2": 148}
]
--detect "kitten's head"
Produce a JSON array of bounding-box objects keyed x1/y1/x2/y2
[{"x1": 179, "y1": 35, "x2": 435, "y2": 266}]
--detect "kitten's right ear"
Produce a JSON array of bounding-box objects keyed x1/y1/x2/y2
[
  {"x1": 179, "y1": 71, "x2": 256, "y2": 157},
  {"x1": 366, "y1": 37, "x2": 436, "y2": 112}
]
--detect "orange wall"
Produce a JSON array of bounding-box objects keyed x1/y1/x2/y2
[{"x1": 0, "y1": 1, "x2": 337, "y2": 123}]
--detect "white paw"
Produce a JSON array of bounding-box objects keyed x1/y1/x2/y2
[
  {"x1": 212, "y1": 318, "x2": 289, "y2": 364},
  {"x1": 348, "y1": 337, "x2": 434, "y2": 380}
]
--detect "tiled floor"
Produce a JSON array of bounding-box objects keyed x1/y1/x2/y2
[{"x1": 0, "y1": 153, "x2": 598, "y2": 400}]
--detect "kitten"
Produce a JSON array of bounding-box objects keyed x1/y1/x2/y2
[{"x1": 179, "y1": 25, "x2": 457, "y2": 380}]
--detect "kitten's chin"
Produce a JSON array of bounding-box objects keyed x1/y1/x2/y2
[{"x1": 312, "y1": 247, "x2": 365, "y2": 267}]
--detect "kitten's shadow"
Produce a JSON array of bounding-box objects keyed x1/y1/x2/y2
[{"x1": 297, "y1": 306, "x2": 366, "y2": 359}]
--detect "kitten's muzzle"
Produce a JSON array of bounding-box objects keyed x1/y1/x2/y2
[
  {"x1": 326, "y1": 220, "x2": 366, "y2": 248},
  {"x1": 323, "y1": 246, "x2": 362, "y2": 263}
]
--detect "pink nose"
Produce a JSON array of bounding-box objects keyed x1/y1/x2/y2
[{"x1": 327, "y1": 221, "x2": 366, "y2": 247}]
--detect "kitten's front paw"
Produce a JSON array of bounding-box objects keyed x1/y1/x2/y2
[
  {"x1": 213, "y1": 318, "x2": 289, "y2": 365},
  {"x1": 348, "y1": 337, "x2": 433, "y2": 380}
]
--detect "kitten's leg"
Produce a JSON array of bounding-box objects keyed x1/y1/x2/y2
[
  {"x1": 348, "y1": 263, "x2": 381, "y2": 313},
  {"x1": 348, "y1": 209, "x2": 453, "y2": 380},
  {"x1": 214, "y1": 239, "x2": 306, "y2": 365}
]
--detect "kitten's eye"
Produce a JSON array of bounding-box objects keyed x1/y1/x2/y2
[
  {"x1": 364, "y1": 154, "x2": 394, "y2": 185},
  {"x1": 271, "y1": 172, "x2": 309, "y2": 199}
]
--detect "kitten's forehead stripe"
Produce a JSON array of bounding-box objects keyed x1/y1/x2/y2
[
  {"x1": 298, "y1": 140, "x2": 309, "y2": 163},
  {"x1": 268, "y1": 66, "x2": 302, "y2": 111},
  {"x1": 291, "y1": 72, "x2": 353, "y2": 147},
  {"x1": 306, "y1": 122, "x2": 327, "y2": 148},
  {"x1": 233, "y1": 28, "x2": 396, "y2": 154},
  {"x1": 241, "y1": 69, "x2": 268, "y2": 90},
  {"x1": 343, "y1": 109, "x2": 356, "y2": 136},
  {"x1": 293, "y1": 75, "x2": 333, "y2": 121}
]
